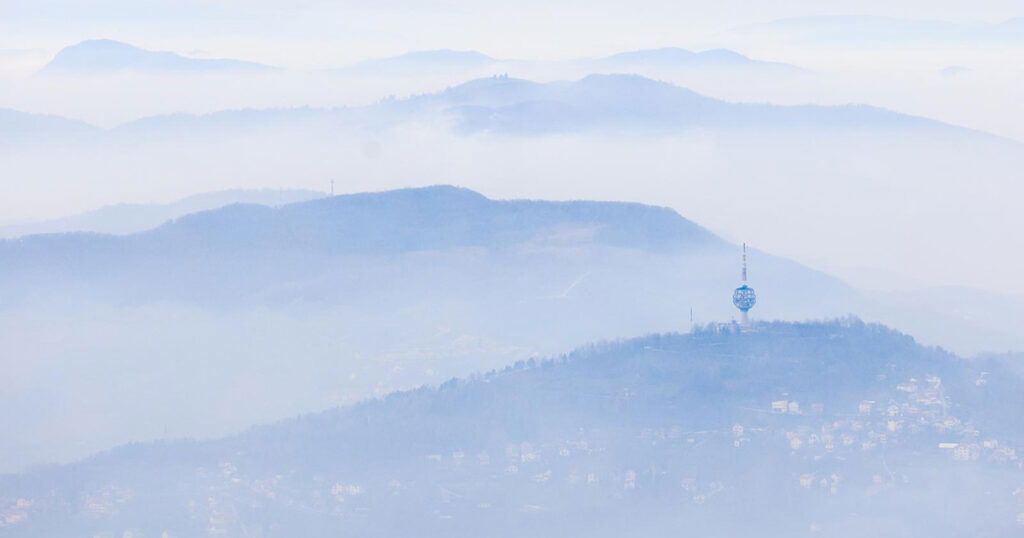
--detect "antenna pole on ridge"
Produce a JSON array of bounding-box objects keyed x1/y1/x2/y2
[{"x1": 742, "y1": 243, "x2": 747, "y2": 282}]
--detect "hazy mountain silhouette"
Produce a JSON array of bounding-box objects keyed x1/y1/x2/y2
[
  {"x1": 1, "y1": 73, "x2": 1006, "y2": 141},
  {"x1": 0, "y1": 189, "x2": 325, "y2": 239},
  {"x1": 38, "y1": 39, "x2": 277, "y2": 75},
  {"x1": 94, "y1": 74, "x2": 1006, "y2": 140},
  {"x1": 2, "y1": 319, "x2": 1022, "y2": 537},
  {"x1": 589, "y1": 47, "x2": 805, "y2": 72},
  {"x1": 0, "y1": 186, "x2": 730, "y2": 301},
  {"x1": 427, "y1": 74, "x2": 981, "y2": 135},
  {"x1": 332, "y1": 47, "x2": 804, "y2": 77},
  {"x1": 0, "y1": 108, "x2": 98, "y2": 142}
]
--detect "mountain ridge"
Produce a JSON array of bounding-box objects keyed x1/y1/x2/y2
[
  {"x1": 590, "y1": 47, "x2": 805, "y2": 72},
  {"x1": 0, "y1": 73, "x2": 1010, "y2": 143},
  {"x1": 0, "y1": 189, "x2": 325, "y2": 239},
  {"x1": 0, "y1": 184, "x2": 725, "y2": 262},
  {"x1": 0, "y1": 108, "x2": 100, "y2": 140},
  {"x1": 81, "y1": 74, "x2": 1011, "y2": 142},
  {"x1": 38, "y1": 39, "x2": 278, "y2": 75},
  {"x1": 3, "y1": 319, "x2": 1023, "y2": 537}
]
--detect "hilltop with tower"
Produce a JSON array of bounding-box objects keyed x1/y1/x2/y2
[{"x1": 3, "y1": 318, "x2": 1023, "y2": 537}]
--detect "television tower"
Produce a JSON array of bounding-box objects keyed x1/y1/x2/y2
[{"x1": 732, "y1": 243, "x2": 757, "y2": 327}]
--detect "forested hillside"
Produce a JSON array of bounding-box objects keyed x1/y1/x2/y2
[{"x1": 4, "y1": 319, "x2": 1022, "y2": 537}]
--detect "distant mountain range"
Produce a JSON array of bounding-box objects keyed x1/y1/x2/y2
[
  {"x1": 38, "y1": 39, "x2": 278, "y2": 75},
  {"x1": 35, "y1": 40, "x2": 804, "y2": 77},
  {"x1": 0, "y1": 108, "x2": 98, "y2": 141},
  {"x1": 10, "y1": 73, "x2": 989, "y2": 140},
  {"x1": 3, "y1": 319, "x2": 1023, "y2": 537},
  {"x1": 342, "y1": 46, "x2": 804, "y2": 76},
  {"x1": 0, "y1": 186, "x2": 734, "y2": 304},
  {"x1": 0, "y1": 189, "x2": 325, "y2": 239},
  {"x1": 586, "y1": 47, "x2": 804, "y2": 72},
  {"x1": 413, "y1": 74, "x2": 954, "y2": 135}
]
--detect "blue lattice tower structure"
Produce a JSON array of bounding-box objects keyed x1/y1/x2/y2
[{"x1": 732, "y1": 243, "x2": 757, "y2": 327}]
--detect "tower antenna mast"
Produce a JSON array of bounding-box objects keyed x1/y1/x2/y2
[
  {"x1": 742, "y1": 243, "x2": 748, "y2": 283},
  {"x1": 732, "y1": 243, "x2": 757, "y2": 328}
]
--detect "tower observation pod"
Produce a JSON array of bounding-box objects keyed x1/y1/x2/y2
[{"x1": 732, "y1": 243, "x2": 757, "y2": 328}]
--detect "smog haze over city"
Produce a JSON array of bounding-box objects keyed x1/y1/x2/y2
[{"x1": 2, "y1": 1, "x2": 1023, "y2": 537}]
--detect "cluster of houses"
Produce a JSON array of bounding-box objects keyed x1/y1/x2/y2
[
  {"x1": 0, "y1": 498, "x2": 31, "y2": 528},
  {"x1": 766, "y1": 375, "x2": 1017, "y2": 464},
  {"x1": 7, "y1": 370, "x2": 1024, "y2": 535}
]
